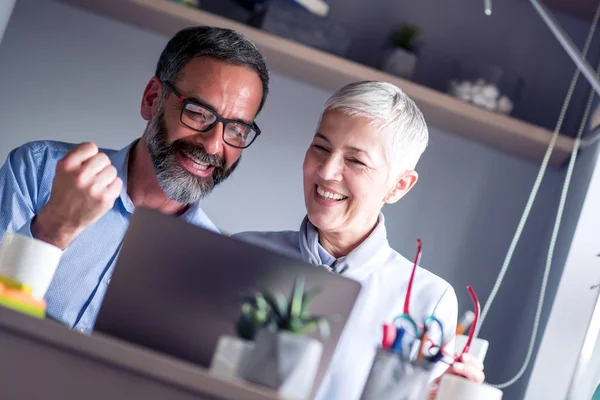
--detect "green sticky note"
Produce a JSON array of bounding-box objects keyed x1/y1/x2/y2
[{"x1": 0, "y1": 296, "x2": 45, "y2": 319}]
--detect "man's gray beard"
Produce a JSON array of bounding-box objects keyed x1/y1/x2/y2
[{"x1": 144, "y1": 105, "x2": 240, "y2": 204}]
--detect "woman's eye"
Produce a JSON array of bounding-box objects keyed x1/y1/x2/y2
[
  {"x1": 312, "y1": 144, "x2": 330, "y2": 153},
  {"x1": 348, "y1": 158, "x2": 365, "y2": 166}
]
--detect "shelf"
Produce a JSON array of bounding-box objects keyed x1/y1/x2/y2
[
  {"x1": 544, "y1": 0, "x2": 598, "y2": 21},
  {"x1": 57, "y1": 0, "x2": 576, "y2": 167}
]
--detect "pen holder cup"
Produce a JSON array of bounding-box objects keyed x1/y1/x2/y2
[{"x1": 360, "y1": 347, "x2": 435, "y2": 400}]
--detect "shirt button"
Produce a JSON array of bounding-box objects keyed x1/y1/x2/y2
[
  {"x1": 107, "y1": 278, "x2": 111, "y2": 285},
  {"x1": 78, "y1": 327, "x2": 86, "y2": 333}
]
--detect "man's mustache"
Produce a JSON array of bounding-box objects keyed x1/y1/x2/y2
[{"x1": 171, "y1": 139, "x2": 225, "y2": 170}]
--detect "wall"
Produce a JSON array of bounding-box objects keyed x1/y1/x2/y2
[
  {"x1": 0, "y1": 1, "x2": 595, "y2": 399},
  {"x1": 336, "y1": 0, "x2": 600, "y2": 136},
  {"x1": 525, "y1": 129, "x2": 600, "y2": 398},
  {"x1": 0, "y1": 0, "x2": 16, "y2": 45},
  {"x1": 203, "y1": 0, "x2": 600, "y2": 136}
]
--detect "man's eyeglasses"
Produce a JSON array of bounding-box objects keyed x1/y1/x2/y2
[{"x1": 162, "y1": 81, "x2": 261, "y2": 149}]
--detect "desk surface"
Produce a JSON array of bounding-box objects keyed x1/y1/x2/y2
[{"x1": 0, "y1": 307, "x2": 282, "y2": 400}]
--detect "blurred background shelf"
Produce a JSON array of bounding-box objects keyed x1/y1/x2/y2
[
  {"x1": 57, "y1": 0, "x2": 576, "y2": 167},
  {"x1": 544, "y1": 0, "x2": 600, "y2": 20}
]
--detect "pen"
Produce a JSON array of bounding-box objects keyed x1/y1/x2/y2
[
  {"x1": 456, "y1": 310, "x2": 475, "y2": 336},
  {"x1": 382, "y1": 323, "x2": 396, "y2": 349},
  {"x1": 416, "y1": 330, "x2": 429, "y2": 362},
  {"x1": 390, "y1": 327, "x2": 406, "y2": 355}
]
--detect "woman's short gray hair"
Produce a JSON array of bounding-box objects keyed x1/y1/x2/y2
[{"x1": 323, "y1": 81, "x2": 429, "y2": 173}]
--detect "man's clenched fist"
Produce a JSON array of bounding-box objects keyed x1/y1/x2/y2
[{"x1": 32, "y1": 142, "x2": 123, "y2": 249}]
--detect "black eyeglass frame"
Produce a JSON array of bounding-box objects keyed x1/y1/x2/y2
[{"x1": 162, "y1": 81, "x2": 261, "y2": 149}]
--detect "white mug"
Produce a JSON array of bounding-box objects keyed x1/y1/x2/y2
[
  {"x1": 436, "y1": 375, "x2": 503, "y2": 400},
  {"x1": 0, "y1": 233, "x2": 62, "y2": 299}
]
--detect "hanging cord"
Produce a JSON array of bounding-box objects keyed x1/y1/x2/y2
[
  {"x1": 474, "y1": 1, "x2": 600, "y2": 388},
  {"x1": 476, "y1": 0, "x2": 600, "y2": 336},
  {"x1": 492, "y1": 60, "x2": 600, "y2": 390}
]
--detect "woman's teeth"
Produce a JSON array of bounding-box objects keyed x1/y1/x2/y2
[{"x1": 317, "y1": 186, "x2": 347, "y2": 201}]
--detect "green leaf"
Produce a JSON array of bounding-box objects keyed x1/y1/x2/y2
[
  {"x1": 236, "y1": 313, "x2": 258, "y2": 340},
  {"x1": 389, "y1": 24, "x2": 420, "y2": 53},
  {"x1": 289, "y1": 317, "x2": 306, "y2": 334},
  {"x1": 241, "y1": 302, "x2": 253, "y2": 315},
  {"x1": 235, "y1": 276, "x2": 331, "y2": 339},
  {"x1": 303, "y1": 316, "x2": 331, "y2": 339},
  {"x1": 299, "y1": 321, "x2": 319, "y2": 335},
  {"x1": 300, "y1": 287, "x2": 321, "y2": 317},
  {"x1": 255, "y1": 293, "x2": 268, "y2": 310},
  {"x1": 262, "y1": 290, "x2": 286, "y2": 323},
  {"x1": 289, "y1": 276, "x2": 305, "y2": 319}
]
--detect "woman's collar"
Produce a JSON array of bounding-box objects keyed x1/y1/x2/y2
[{"x1": 299, "y1": 213, "x2": 392, "y2": 278}]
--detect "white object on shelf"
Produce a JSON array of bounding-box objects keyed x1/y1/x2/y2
[
  {"x1": 455, "y1": 81, "x2": 474, "y2": 102},
  {"x1": 292, "y1": 0, "x2": 329, "y2": 17},
  {"x1": 449, "y1": 78, "x2": 513, "y2": 115},
  {"x1": 482, "y1": 84, "x2": 500, "y2": 101},
  {"x1": 472, "y1": 93, "x2": 488, "y2": 108},
  {"x1": 497, "y1": 96, "x2": 514, "y2": 114},
  {"x1": 483, "y1": 98, "x2": 497, "y2": 112},
  {"x1": 381, "y1": 48, "x2": 418, "y2": 80}
]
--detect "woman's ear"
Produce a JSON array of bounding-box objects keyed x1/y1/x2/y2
[{"x1": 384, "y1": 170, "x2": 419, "y2": 204}]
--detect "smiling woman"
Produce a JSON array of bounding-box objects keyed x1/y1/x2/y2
[
  {"x1": 302, "y1": 111, "x2": 419, "y2": 257},
  {"x1": 301, "y1": 81, "x2": 426, "y2": 258},
  {"x1": 235, "y1": 81, "x2": 484, "y2": 400}
]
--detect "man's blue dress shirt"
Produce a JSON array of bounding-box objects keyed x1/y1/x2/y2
[{"x1": 0, "y1": 140, "x2": 218, "y2": 332}]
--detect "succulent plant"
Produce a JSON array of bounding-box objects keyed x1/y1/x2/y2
[
  {"x1": 236, "y1": 292, "x2": 272, "y2": 341},
  {"x1": 235, "y1": 277, "x2": 331, "y2": 341},
  {"x1": 390, "y1": 24, "x2": 420, "y2": 54}
]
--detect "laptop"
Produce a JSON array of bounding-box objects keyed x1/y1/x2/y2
[{"x1": 94, "y1": 207, "x2": 362, "y2": 396}]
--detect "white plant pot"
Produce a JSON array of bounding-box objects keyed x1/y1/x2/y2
[
  {"x1": 238, "y1": 330, "x2": 323, "y2": 400},
  {"x1": 209, "y1": 335, "x2": 255, "y2": 380},
  {"x1": 381, "y1": 48, "x2": 418, "y2": 80}
]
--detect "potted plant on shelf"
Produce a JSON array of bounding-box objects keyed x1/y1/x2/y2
[
  {"x1": 381, "y1": 24, "x2": 421, "y2": 80},
  {"x1": 237, "y1": 277, "x2": 330, "y2": 400}
]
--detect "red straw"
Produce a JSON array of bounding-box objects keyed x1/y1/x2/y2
[
  {"x1": 457, "y1": 286, "x2": 480, "y2": 360},
  {"x1": 403, "y1": 239, "x2": 422, "y2": 315}
]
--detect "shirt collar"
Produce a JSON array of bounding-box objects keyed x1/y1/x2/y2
[
  {"x1": 317, "y1": 241, "x2": 337, "y2": 267},
  {"x1": 108, "y1": 140, "x2": 136, "y2": 214},
  {"x1": 299, "y1": 213, "x2": 391, "y2": 279}
]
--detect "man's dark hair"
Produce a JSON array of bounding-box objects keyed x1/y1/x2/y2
[{"x1": 155, "y1": 26, "x2": 269, "y2": 113}]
